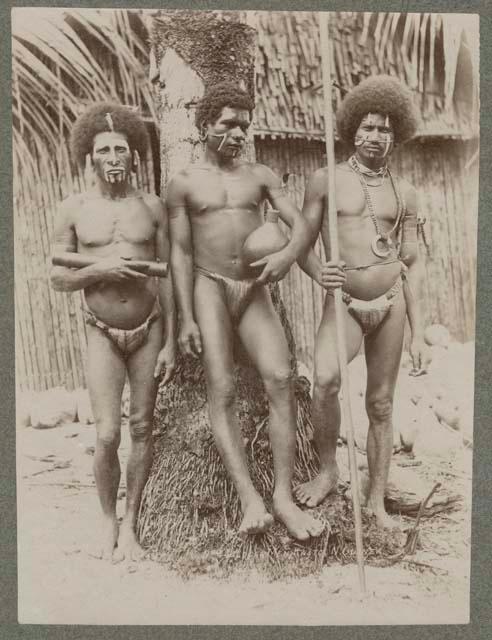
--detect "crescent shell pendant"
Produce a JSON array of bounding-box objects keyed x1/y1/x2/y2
[{"x1": 371, "y1": 234, "x2": 393, "y2": 258}]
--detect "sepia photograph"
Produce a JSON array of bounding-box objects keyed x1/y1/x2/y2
[{"x1": 13, "y1": 7, "x2": 479, "y2": 626}]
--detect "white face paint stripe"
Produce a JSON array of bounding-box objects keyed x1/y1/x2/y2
[
  {"x1": 381, "y1": 136, "x2": 392, "y2": 158},
  {"x1": 354, "y1": 132, "x2": 371, "y2": 146},
  {"x1": 354, "y1": 114, "x2": 394, "y2": 156},
  {"x1": 210, "y1": 132, "x2": 228, "y2": 151},
  {"x1": 105, "y1": 113, "x2": 115, "y2": 131}
]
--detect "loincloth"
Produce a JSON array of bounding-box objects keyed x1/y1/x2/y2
[
  {"x1": 194, "y1": 266, "x2": 258, "y2": 323},
  {"x1": 83, "y1": 298, "x2": 161, "y2": 358},
  {"x1": 329, "y1": 276, "x2": 403, "y2": 335}
]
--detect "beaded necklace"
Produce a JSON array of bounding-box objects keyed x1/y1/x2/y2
[
  {"x1": 348, "y1": 155, "x2": 405, "y2": 258},
  {"x1": 351, "y1": 158, "x2": 388, "y2": 187}
]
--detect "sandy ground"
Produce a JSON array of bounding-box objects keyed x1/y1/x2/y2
[
  {"x1": 17, "y1": 343, "x2": 472, "y2": 626},
  {"x1": 17, "y1": 425, "x2": 471, "y2": 626}
]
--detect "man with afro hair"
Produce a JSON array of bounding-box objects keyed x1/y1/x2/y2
[
  {"x1": 51, "y1": 102, "x2": 176, "y2": 561},
  {"x1": 296, "y1": 75, "x2": 431, "y2": 528},
  {"x1": 167, "y1": 82, "x2": 324, "y2": 541}
]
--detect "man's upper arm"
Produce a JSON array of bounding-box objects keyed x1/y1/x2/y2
[
  {"x1": 256, "y1": 164, "x2": 300, "y2": 228},
  {"x1": 52, "y1": 198, "x2": 77, "y2": 253},
  {"x1": 400, "y1": 181, "x2": 419, "y2": 263},
  {"x1": 402, "y1": 182, "x2": 418, "y2": 239},
  {"x1": 258, "y1": 164, "x2": 289, "y2": 203},
  {"x1": 148, "y1": 195, "x2": 170, "y2": 263},
  {"x1": 301, "y1": 169, "x2": 326, "y2": 243},
  {"x1": 166, "y1": 173, "x2": 192, "y2": 254}
]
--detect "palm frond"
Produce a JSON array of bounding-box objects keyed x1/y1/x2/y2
[{"x1": 12, "y1": 7, "x2": 155, "y2": 174}]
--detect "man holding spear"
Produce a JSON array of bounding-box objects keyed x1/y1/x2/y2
[
  {"x1": 297, "y1": 75, "x2": 430, "y2": 529},
  {"x1": 50, "y1": 103, "x2": 176, "y2": 561}
]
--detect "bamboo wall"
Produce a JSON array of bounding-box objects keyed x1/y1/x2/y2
[
  {"x1": 256, "y1": 136, "x2": 478, "y2": 368},
  {"x1": 14, "y1": 143, "x2": 155, "y2": 392}
]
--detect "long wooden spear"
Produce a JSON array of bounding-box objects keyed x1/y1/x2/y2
[{"x1": 318, "y1": 10, "x2": 367, "y2": 593}]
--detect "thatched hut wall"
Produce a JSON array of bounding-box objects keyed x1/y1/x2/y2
[
  {"x1": 255, "y1": 135, "x2": 478, "y2": 368},
  {"x1": 253, "y1": 11, "x2": 479, "y2": 141}
]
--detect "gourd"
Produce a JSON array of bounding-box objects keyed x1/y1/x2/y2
[{"x1": 242, "y1": 210, "x2": 288, "y2": 270}]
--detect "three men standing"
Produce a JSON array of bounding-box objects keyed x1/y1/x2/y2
[{"x1": 51, "y1": 75, "x2": 429, "y2": 558}]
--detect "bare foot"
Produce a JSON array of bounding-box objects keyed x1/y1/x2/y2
[
  {"x1": 238, "y1": 497, "x2": 274, "y2": 537},
  {"x1": 294, "y1": 465, "x2": 339, "y2": 507},
  {"x1": 364, "y1": 503, "x2": 402, "y2": 530},
  {"x1": 89, "y1": 516, "x2": 118, "y2": 561},
  {"x1": 113, "y1": 525, "x2": 146, "y2": 563},
  {"x1": 273, "y1": 496, "x2": 325, "y2": 541}
]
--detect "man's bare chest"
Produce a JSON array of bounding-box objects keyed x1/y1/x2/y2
[
  {"x1": 187, "y1": 170, "x2": 263, "y2": 215},
  {"x1": 75, "y1": 198, "x2": 155, "y2": 247},
  {"x1": 335, "y1": 174, "x2": 400, "y2": 225}
]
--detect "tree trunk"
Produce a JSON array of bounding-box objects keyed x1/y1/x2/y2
[{"x1": 148, "y1": 9, "x2": 256, "y2": 182}]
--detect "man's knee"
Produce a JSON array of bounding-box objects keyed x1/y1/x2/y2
[
  {"x1": 129, "y1": 412, "x2": 153, "y2": 442},
  {"x1": 366, "y1": 395, "x2": 393, "y2": 423},
  {"x1": 96, "y1": 424, "x2": 121, "y2": 451},
  {"x1": 207, "y1": 376, "x2": 236, "y2": 407},
  {"x1": 263, "y1": 367, "x2": 294, "y2": 396},
  {"x1": 314, "y1": 369, "x2": 341, "y2": 399}
]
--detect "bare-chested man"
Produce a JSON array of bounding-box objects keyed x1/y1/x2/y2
[
  {"x1": 296, "y1": 76, "x2": 431, "y2": 528},
  {"x1": 167, "y1": 82, "x2": 324, "y2": 541},
  {"x1": 50, "y1": 103, "x2": 176, "y2": 560}
]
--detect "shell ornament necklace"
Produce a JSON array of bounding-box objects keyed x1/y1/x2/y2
[{"x1": 348, "y1": 155, "x2": 405, "y2": 258}]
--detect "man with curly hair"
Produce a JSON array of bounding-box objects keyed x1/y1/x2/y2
[
  {"x1": 167, "y1": 82, "x2": 324, "y2": 540},
  {"x1": 50, "y1": 102, "x2": 176, "y2": 561},
  {"x1": 296, "y1": 76, "x2": 431, "y2": 528}
]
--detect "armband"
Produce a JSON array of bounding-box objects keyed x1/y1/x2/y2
[{"x1": 401, "y1": 208, "x2": 418, "y2": 243}]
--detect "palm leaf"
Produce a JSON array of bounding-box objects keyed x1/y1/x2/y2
[
  {"x1": 12, "y1": 7, "x2": 156, "y2": 173},
  {"x1": 13, "y1": 12, "x2": 113, "y2": 100}
]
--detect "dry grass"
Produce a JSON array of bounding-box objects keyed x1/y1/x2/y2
[{"x1": 139, "y1": 376, "x2": 408, "y2": 580}]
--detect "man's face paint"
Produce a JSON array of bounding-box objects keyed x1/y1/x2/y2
[
  {"x1": 92, "y1": 131, "x2": 132, "y2": 184},
  {"x1": 205, "y1": 107, "x2": 251, "y2": 158},
  {"x1": 209, "y1": 132, "x2": 228, "y2": 152},
  {"x1": 354, "y1": 113, "x2": 394, "y2": 162}
]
